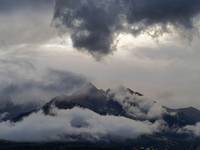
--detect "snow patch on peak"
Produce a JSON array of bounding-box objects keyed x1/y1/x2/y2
[{"x1": 107, "y1": 86, "x2": 166, "y2": 119}]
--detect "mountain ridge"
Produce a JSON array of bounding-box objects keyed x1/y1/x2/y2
[{"x1": 1, "y1": 83, "x2": 200, "y2": 149}]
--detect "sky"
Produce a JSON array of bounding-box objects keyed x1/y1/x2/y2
[{"x1": 1, "y1": 0, "x2": 200, "y2": 109}]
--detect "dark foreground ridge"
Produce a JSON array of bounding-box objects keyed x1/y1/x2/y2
[{"x1": 1, "y1": 137, "x2": 200, "y2": 150}]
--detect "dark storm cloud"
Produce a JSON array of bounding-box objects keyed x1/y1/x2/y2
[{"x1": 54, "y1": 0, "x2": 200, "y2": 56}]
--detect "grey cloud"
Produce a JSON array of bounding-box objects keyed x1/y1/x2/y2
[
  {"x1": 0, "y1": 0, "x2": 55, "y2": 49},
  {"x1": 0, "y1": 0, "x2": 53, "y2": 12},
  {"x1": 0, "y1": 107, "x2": 161, "y2": 142},
  {"x1": 0, "y1": 68, "x2": 87, "y2": 122},
  {"x1": 0, "y1": 68, "x2": 87, "y2": 107},
  {"x1": 54, "y1": 0, "x2": 200, "y2": 57}
]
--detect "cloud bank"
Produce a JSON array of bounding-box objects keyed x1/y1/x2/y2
[
  {"x1": 54, "y1": 0, "x2": 200, "y2": 56},
  {"x1": 0, "y1": 69, "x2": 86, "y2": 105},
  {"x1": 0, "y1": 107, "x2": 162, "y2": 142}
]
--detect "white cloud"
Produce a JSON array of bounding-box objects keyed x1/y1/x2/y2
[
  {"x1": 108, "y1": 86, "x2": 166, "y2": 119},
  {"x1": 0, "y1": 107, "x2": 162, "y2": 142},
  {"x1": 180, "y1": 122, "x2": 200, "y2": 136}
]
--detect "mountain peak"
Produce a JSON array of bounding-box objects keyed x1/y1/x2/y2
[
  {"x1": 74, "y1": 83, "x2": 99, "y2": 96},
  {"x1": 127, "y1": 88, "x2": 143, "y2": 96}
]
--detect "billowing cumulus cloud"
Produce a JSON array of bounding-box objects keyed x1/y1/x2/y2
[
  {"x1": 180, "y1": 122, "x2": 200, "y2": 137},
  {"x1": 108, "y1": 86, "x2": 166, "y2": 119},
  {"x1": 0, "y1": 107, "x2": 162, "y2": 142},
  {"x1": 54, "y1": 0, "x2": 200, "y2": 57}
]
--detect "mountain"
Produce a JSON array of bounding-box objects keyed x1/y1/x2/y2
[
  {"x1": 1, "y1": 83, "x2": 200, "y2": 150},
  {"x1": 163, "y1": 107, "x2": 200, "y2": 127},
  {"x1": 2, "y1": 83, "x2": 200, "y2": 129},
  {"x1": 43, "y1": 83, "x2": 126, "y2": 117},
  {"x1": 0, "y1": 97, "x2": 39, "y2": 122},
  {"x1": 42, "y1": 83, "x2": 200, "y2": 127}
]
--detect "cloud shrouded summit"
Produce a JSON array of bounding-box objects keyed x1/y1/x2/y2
[{"x1": 54, "y1": 0, "x2": 200, "y2": 56}]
